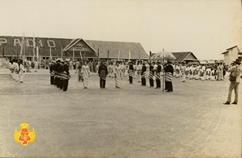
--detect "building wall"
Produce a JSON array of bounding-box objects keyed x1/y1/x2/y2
[{"x1": 224, "y1": 47, "x2": 239, "y2": 65}]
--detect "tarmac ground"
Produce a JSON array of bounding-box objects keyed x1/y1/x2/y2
[{"x1": 0, "y1": 69, "x2": 241, "y2": 158}]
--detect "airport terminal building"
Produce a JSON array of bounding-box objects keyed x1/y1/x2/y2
[{"x1": 0, "y1": 36, "x2": 149, "y2": 61}]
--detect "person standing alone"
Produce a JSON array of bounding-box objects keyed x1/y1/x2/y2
[{"x1": 224, "y1": 59, "x2": 241, "y2": 105}]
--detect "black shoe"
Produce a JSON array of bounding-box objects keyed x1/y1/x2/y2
[
  {"x1": 232, "y1": 102, "x2": 237, "y2": 105},
  {"x1": 223, "y1": 102, "x2": 230, "y2": 105}
]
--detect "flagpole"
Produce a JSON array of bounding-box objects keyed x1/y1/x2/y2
[
  {"x1": 162, "y1": 48, "x2": 165, "y2": 92},
  {"x1": 49, "y1": 47, "x2": 52, "y2": 60},
  {"x1": 22, "y1": 34, "x2": 26, "y2": 60},
  {"x1": 72, "y1": 48, "x2": 75, "y2": 61},
  {"x1": 36, "y1": 46, "x2": 38, "y2": 61},
  {"x1": 33, "y1": 36, "x2": 36, "y2": 62},
  {"x1": 80, "y1": 50, "x2": 83, "y2": 62},
  {"x1": 61, "y1": 47, "x2": 63, "y2": 58}
]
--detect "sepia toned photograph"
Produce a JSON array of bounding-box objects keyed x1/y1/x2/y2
[{"x1": 0, "y1": 0, "x2": 241, "y2": 157}]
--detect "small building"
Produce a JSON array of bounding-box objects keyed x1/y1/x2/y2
[
  {"x1": 63, "y1": 38, "x2": 97, "y2": 59},
  {"x1": 222, "y1": 45, "x2": 241, "y2": 65},
  {"x1": 171, "y1": 52, "x2": 199, "y2": 64}
]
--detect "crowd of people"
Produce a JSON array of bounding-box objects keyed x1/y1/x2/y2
[
  {"x1": 173, "y1": 62, "x2": 227, "y2": 82},
  {"x1": 5, "y1": 58, "x2": 241, "y2": 103},
  {"x1": 7, "y1": 59, "x2": 26, "y2": 83}
]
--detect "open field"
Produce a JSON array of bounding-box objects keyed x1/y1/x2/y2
[{"x1": 0, "y1": 70, "x2": 241, "y2": 157}]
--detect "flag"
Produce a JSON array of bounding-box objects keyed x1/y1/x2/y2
[{"x1": 33, "y1": 36, "x2": 36, "y2": 61}]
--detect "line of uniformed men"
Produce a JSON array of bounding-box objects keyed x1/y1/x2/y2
[{"x1": 49, "y1": 59, "x2": 70, "y2": 91}]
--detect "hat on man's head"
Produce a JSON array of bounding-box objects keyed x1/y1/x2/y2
[{"x1": 234, "y1": 58, "x2": 241, "y2": 65}]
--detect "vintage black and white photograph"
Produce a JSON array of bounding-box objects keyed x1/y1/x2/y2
[{"x1": 0, "y1": 0, "x2": 241, "y2": 157}]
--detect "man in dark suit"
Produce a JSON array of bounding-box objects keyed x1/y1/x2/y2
[
  {"x1": 141, "y1": 62, "x2": 146, "y2": 86},
  {"x1": 155, "y1": 61, "x2": 162, "y2": 88},
  {"x1": 164, "y1": 61, "x2": 174, "y2": 92},
  {"x1": 98, "y1": 61, "x2": 108, "y2": 88},
  {"x1": 128, "y1": 62, "x2": 134, "y2": 84}
]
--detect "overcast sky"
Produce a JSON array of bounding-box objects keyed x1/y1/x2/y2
[{"x1": 0, "y1": 0, "x2": 241, "y2": 59}]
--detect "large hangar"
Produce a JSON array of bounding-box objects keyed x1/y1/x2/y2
[{"x1": 0, "y1": 36, "x2": 149, "y2": 61}]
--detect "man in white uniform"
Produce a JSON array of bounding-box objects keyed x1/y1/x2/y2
[{"x1": 113, "y1": 61, "x2": 122, "y2": 88}]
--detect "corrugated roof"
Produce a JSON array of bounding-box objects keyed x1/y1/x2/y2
[
  {"x1": 0, "y1": 36, "x2": 148, "y2": 59},
  {"x1": 86, "y1": 40, "x2": 149, "y2": 59},
  {"x1": 171, "y1": 52, "x2": 198, "y2": 62}
]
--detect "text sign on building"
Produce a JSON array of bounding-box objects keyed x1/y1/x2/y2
[{"x1": 0, "y1": 37, "x2": 56, "y2": 48}]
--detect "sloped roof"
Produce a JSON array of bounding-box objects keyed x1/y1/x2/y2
[
  {"x1": 222, "y1": 51, "x2": 228, "y2": 54},
  {"x1": 226, "y1": 45, "x2": 238, "y2": 50},
  {"x1": 86, "y1": 40, "x2": 149, "y2": 59},
  {"x1": 0, "y1": 35, "x2": 148, "y2": 59},
  {"x1": 63, "y1": 38, "x2": 96, "y2": 53},
  {"x1": 171, "y1": 52, "x2": 198, "y2": 62}
]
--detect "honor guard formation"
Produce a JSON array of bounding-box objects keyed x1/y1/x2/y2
[
  {"x1": 5, "y1": 57, "x2": 241, "y2": 103},
  {"x1": 49, "y1": 59, "x2": 70, "y2": 91}
]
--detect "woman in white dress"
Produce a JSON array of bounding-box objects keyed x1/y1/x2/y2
[
  {"x1": 113, "y1": 61, "x2": 122, "y2": 88},
  {"x1": 81, "y1": 61, "x2": 91, "y2": 89}
]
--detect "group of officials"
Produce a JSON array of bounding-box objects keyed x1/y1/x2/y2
[{"x1": 96, "y1": 60, "x2": 174, "y2": 92}]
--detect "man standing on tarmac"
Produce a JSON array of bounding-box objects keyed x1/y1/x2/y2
[
  {"x1": 62, "y1": 60, "x2": 70, "y2": 92},
  {"x1": 98, "y1": 61, "x2": 108, "y2": 89},
  {"x1": 224, "y1": 59, "x2": 241, "y2": 105}
]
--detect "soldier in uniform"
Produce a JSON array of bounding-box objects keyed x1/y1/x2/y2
[
  {"x1": 224, "y1": 59, "x2": 241, "y2": 105},
  {"x1": 62, "y1": 60, "x2": 70, "y2": 91},
  {"x1": 128, "y1": 62, "x2": 134, "y2": 84},
  {"x1": 149, "y1": 62, "x2": 154, "y2": 87},
  {"x1": 55, "y1": 59, "x2": 62, "y2": 89},
  {"x1": 155, "y1": 61, "x2": 162, "y2": 88},
  {"x1": 49, "y1": 60, "x2": 55, "y2": 85},
  {"x1": 141, "y1": 62, "x2": 146, "y2": 86},
  {"x1": 164, "y1": 60, "x2": 174, "y2": 92},
  {"x1": 98, "y1": 61, "x2": 108, "y2": 89}
]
